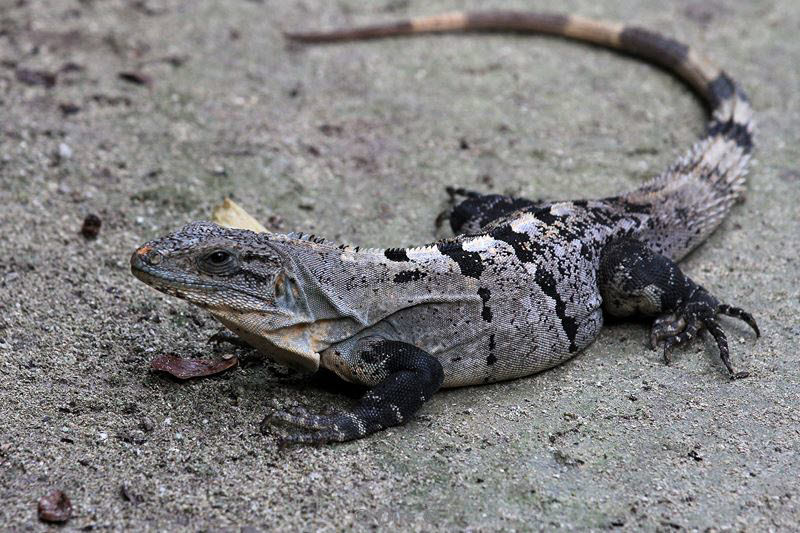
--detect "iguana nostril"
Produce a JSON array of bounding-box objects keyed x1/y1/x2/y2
[{"x1": 135, "y1": 246, "x2": 163, "y2": 266}]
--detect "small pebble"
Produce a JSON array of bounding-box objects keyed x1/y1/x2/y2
[
  {"x1": 58, "y1": 143, "x2": 73, "y2": 160},
  {"x1": 81, "y1": 213, "x2": 102, "y2": 239},
  {"x1": 118, "y1": 71, "x2": 153, "y2": 86},
  {"x1": 139, "y1": 418, "x2": 155, "y2": 433},
  {"x1": 59, "y1": 103, "x2": 81, "y2": 116},
  {"x1": 38, "y1": 490, "x2": 72, "y2": 523}
]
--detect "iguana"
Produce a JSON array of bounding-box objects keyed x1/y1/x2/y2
[{"x1": 131, "y1": 11, "x2": 759, "y2": 444}]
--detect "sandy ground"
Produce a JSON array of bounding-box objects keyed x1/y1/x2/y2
[{"x1": 1, "y1": 0, "x2": 799, "y2": 530}]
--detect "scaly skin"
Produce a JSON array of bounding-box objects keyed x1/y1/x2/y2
[{"x1": 131, "y1": 11, "x2": 758, "y2": 444}]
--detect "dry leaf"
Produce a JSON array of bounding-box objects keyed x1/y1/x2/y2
[
  {"x1": 212, "y1": 198, "x2": 268, "y2": 233},
  {"x1": 151, "y1": 353, "x2": 238, "y2": 379}
]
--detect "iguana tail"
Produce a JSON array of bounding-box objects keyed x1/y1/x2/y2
[{"x1": 286, "y1": 11, "x2": 755, "y2": 261}]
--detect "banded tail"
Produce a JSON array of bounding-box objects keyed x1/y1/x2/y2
[{"x1": 286, "y1": 11, "x2": 755, "y2": 260}]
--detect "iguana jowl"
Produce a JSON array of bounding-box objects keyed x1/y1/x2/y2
[{"x1": 131, "y1": 11, "x2": 759, "y2": 444}]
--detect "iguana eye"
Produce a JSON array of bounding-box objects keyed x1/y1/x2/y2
[
  {"x1": 200, "y1": 249, "x2": 239, "y2": 274},
  {"x1": 208, "y1": 251, "x2": 231, "y2": 265}
]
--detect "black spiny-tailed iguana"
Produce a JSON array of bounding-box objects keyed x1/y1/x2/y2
[{"x1": 131, "y1": 11, "x2": 759, "y2": 444}]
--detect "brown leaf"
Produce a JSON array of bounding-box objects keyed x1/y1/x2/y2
[
  {"x1": 151, "y1": 353, "x2": 238, "y2": 379},
  {"x1": 38, "y1": 490, "x2": 72, "y2": 523}
]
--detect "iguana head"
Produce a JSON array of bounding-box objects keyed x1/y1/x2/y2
[{"x1": 130, "y1": 221, "x2": 329, "y2": 371}]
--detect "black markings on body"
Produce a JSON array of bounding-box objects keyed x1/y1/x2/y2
[
  {"x1": 384, "y1": 248, "x2": 410, "y2": 262},
  {"x1": 492, "y1": 222, "x2": 578, "y2": 351},
  {"x1": 486, "y1": 332, "x2": 497, "y2": 366},
  {"x1": 533, "y1": 207, "x2": 559, "y2": 226},
  {"x1": 493, "y1": 224, "x2": 537, "y2": 263},
  {"x1": 477, "y1": 287, "x2": 493, "y2": 322},
  {"x1": 579, "y1": 241, "x2": 594, "y2": 262},
  {"x1": 437, "y1": 242, "x2": 484, "y2": 278},
  {"x1": 534, "y1": 270, "x2": 579, "y2": 352},
  {"x1": 394, "y1": 269, "x2": 427, "y2": 283}
]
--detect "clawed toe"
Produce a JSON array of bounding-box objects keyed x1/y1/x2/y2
[
  {"x1": 207, "y1": 330, "x2": 251, "y2": 349},
  {"x1": 651, "y1": 294, "x2": 758, "y2": 378},
  {"x1": 261, "y1": 407, "x2": 357, "y2": 446},
  {"x1": 718, "y1": 304, "x2": 760, "y2": 337},
  {"x1": 261, "y1": 418, "x2": 335, "y2": 447},
  {"x1": 657, "y1": 315, "x2": 701, "y2": 365},
  {"x1": 275, "y1": 430, "x2": 338, "y2": 447},
  {"x1": 650, "y1": 313, "x2": 687, "y2": 350},
  {"x1": 266, "y1": 408, "x2": 335, "y2": 431}
]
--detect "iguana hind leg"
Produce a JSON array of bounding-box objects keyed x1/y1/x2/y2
[
  {"x1": 436, "y1": 187, "x2": 540, "y2": 235},
  {"x1": 264, "y1": 340, "x2": 444, "y2": 445},
  {"x1": 599, "y1": 238, "x2": 759, "y2": 379}
]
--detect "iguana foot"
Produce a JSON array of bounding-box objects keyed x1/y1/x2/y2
[
  {"x1": 649, "y1": 292, "x2": 759, "y2": 379},
  {"x1": 207, "y1": 330, "x2": 251, "y2": 350},
  {"x1": 263, "y1": 341, "x2": 444, "y2": 445},
  {"x1": 600, "y1": 238, "x2": 759, "y2": 379}
]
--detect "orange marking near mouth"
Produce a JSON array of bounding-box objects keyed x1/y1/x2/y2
[{"x1": 136, "y1": 246, "x2": 152, "y2": 256}]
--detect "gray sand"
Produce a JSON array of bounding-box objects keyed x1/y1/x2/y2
[{"x1": 1, "y1": 0, "x2": 798, "y2": 530}]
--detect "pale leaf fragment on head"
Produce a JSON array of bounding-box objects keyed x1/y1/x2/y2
[{"x1": 211, "y1": 198, "x2": 268, "y2": 233}]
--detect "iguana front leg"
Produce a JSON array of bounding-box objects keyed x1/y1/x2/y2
[
  {"x1": 599, "y1": 239, "x2": 759, "y2": 379},
  {"x1": 264, "y1": 340, "x2": 444, "y2": 445}
]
